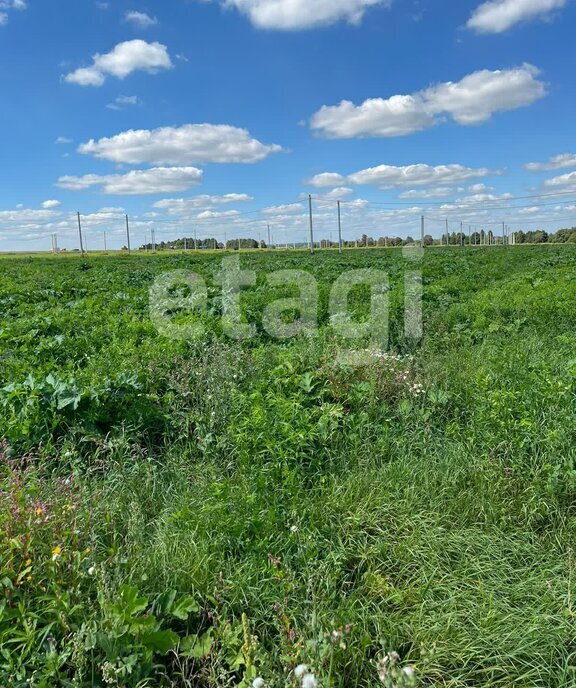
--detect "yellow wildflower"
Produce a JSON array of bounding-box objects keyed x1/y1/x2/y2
[{"x1": 52, "y1": 546, "x2": 62, "y2": 561}]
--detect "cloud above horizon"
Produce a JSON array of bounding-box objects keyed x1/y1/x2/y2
[
  {"x1": 467, "y1": 0, "x2": 567, "y2": 34},
  {"x1": 308, "y1": 163, "x2": 502, "y2": 188},
  {"x1": 310, "y1": 65, "x2": 546, "y2": 138},
  {"x1": 64, "y1": 40, "x2": 172, "y2": 87},
  {"x1": 202, "y1": 0, "x2": 391, "y2": 30},
  {"x1": 57, "y1": 167, "x2": 204, "y2": 195},
  {"x1": 525, "y1": 153, "x2": 576, "y2": 171},
  {"x1": 78, "y1": 124, "x2": 283, "y2": 164}
]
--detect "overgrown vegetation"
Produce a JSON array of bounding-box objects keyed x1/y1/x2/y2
[{"x1": 1, "y1": 246, "x2": 575, "y2": 687}]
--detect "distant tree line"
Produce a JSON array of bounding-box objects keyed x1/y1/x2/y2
[{"x1": 138, "y1": 227, "x2": 576, "y2": 251}]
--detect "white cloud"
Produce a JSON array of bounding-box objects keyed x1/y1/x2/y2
[
  {"x1": 323, "y1": 186, "x2": 355, "y2": 199},
  {"x1": 544, "y1": 171, "x2": 576, "y2": 188},
  {"x1": 262, "y1": 203, "x2": 304, "y2": 214},
  {"x1": 0, "y1": 208, "x2": 57, "y2": 224},
  {"x1": 311, "y1": 95, "x2": 434, "y2": 138},
  {"x1": 57, "y1": 167, "x2": 203, "y2": 195},
  {"x1": 347, "y1": 163, "x2": 501, "y2": 187},
  {"x1": 205, "y1": 0, "x2": 390, "y2": 30},
  {"x1": 310, "y1": 64, "x2": 546, "y2": 137},
  {"x1": 154, "y1": 194, "x2": 253, "y2": 214},
  {"x1": 124, "y1": 10, "x2": 158, "y2": 28},
  {"x1": 467, "y1": 183, "x2": 495, "y2": 193},
  {"x1": 524, "y1": 153, "x2": 576, "y2": 171},
  {"x1": 467, "y1": 0, "x2": 566, "y2": 34},
  {"x1": 55, "y1": 136, "x2": 73, "y2": 145},
  {"x1": 79, "y1": 124, "x2": 283, "y2": 164},
  {"x1": 454, "y1": 192, "x2": 513, "y2": 203},
  {"x1": 107, "y1": 94, "x2": 142, "y2": 110},
  {"x1": 399, "y1": 187, "x2": 462, "y2": 199},
  {"x1": 42, "y1": 200, "x2": 61, "y2": 209},
  {"x1": 421, "y1": 65, "x2": 545, "y2": 125},
  {"x1": 307, "y1": 172, "x2": 347, "y2": 188},
  {"x1": 196, "y1": 209, "x2": 241, "y2": 219},
  {"x1": 0, "y1": 0, "x2": 26, "y2": 25},
  {"x1": 65, "y1": 40, "x2": 172, "y2": 87}
]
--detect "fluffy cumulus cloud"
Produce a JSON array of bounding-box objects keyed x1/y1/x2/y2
[
  {"x1": 57, "y1": 167, "x2": 203, "y2": 195},
  {"x1": 154, "y1": 194, "x2": 253, "y2": 214},
  {"x1": 65, "y1": 40, "x2": 172, "y2": 87},
  {"x1": 322, "y1": 186, "x2": 355, "y2": 199},
  {"x1": 42, "y1": 200, "x2": 61, "y2": 209},
  {"x1": 196, "y1": 209, "x2": 241, "y2": 219},
  {"x1": 0, "y1": 0, "x2": 26, "y2": 25},
  {"x1": 544, "y1": 171, "x2": 576, "y2": 187},
  {"x1": 347, "y1": 163, "x2": 501, "y2": 187},
  {"x1": 262, "y1": 203, "x2": 304, "y2": 214},
  {"x1": 307, "y1": 172, "x2": 348, "y2": 188},
  {"x1": 467, "y1": 0, "x2": 566, "y2": 34},
  {"x1": 399, "y1": 187, "x2": 463, "y2": 199},
  {"x1": 124, "y1": 10, "x2": 158, "y2": 28},
  {"x1": 78, "y1": 124, "x2": 283, "y2": 164},
  {"x1": 0, "y1": 208, "x2": 57, "y2": 224},
  {"x1": 205, "y1": 0, "x2": 390, "y2": 30},
  {"x1": 524, "y1": 153, "x2": 576, "y2": 171},
  {"x1": 310, "y1": 65, "x2": 546, "y2": 138}
]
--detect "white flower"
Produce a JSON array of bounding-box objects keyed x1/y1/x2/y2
[
  {"x1": 87, "y1": 566, "x2": 96, "y2": 576},
  {"x1": 301, "y1": 674, "x2": 317, "y2": 688},
  {"x1": 252, "y1": 679, "x2": 265, "y2": 688},
  {"x1": 290, "y1": 525, "x2": 298, "y2": 533},
  {"x1": 294, "y1": 664, "x2": 308, "y2": 678},
  {"x1": 403, "y1": 666, "x2": 415, "y2": 677}
]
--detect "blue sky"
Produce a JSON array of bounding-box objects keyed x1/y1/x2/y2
[{"x1": 1, "y1": 0, "x2": 575, "y2": 250}]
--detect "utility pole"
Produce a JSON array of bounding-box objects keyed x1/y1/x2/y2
[
  {"x1": 151, "y1": 228, "x2": 156, "y2": 252},
  {"x1": 77, "y1": 212, "x2": 85, "y2": 256},
  {"x1": 267, "y1": 224, "x2": 271, "y2": 249},
  {"x1": 420, "y1": 215, "x2": 425, "y2": 248},
  {"x1": 125, "y1": 215, "x2": 131, "y2": 255},
  {"x1": 194, "y1": 226, "x2": 197, "y2": 251},
  {"x1": 309, "y1": 194, "x2": 315, "y2": 254},
  {"x1": 460, "y1": 221, "x2": 463, "y2": 247},
  {"x1": 445, "y1": 218, "x2": 449, "y2": 246},
  {"x1": 337, "y1": 200, "x2": 343, "y2": 254}
]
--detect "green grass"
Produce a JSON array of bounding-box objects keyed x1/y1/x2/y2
[{"x1": 1, "y1": 246, "x2": 575, "y2": 687}]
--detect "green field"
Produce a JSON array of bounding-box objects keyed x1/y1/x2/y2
[{"x1": 1, "y1": 246, "x2": 575, "y2": 687}]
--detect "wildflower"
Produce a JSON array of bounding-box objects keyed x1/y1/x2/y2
[
  {"x1": 294, "y1": 664, "x2": 308, "y2": 679},
  {"x1": 35, "y1": 508, "x2": 43, "y2": 517},
  {"x1": 403, "y1": 666, "x2": 415, "y2": 678},
  {"x1": 252, "y1": 679, "x2": 265, "y2": 688},
  {"x1": 26, "y1": 575, "x2": 32, "y2": 582},
  {"x1": 51, "y1": 546, "x2": 62, "y2": 561},
  {"x1": 88, "y1": 566, "x2": 96, "y2": 576},
  {"x1": 25, "y1": 559, "x2": 32, "y2": 566},
  {"x1": 301, "y1": 674, "x2": 317, "y2": 688},
  {"x1": 290, "y1": 525, "x2": 298, "y2": 534}
]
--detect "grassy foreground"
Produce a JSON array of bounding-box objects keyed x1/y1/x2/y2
[{"x1": 1, "y1": 247, "x2": 575, "y2": 687}]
